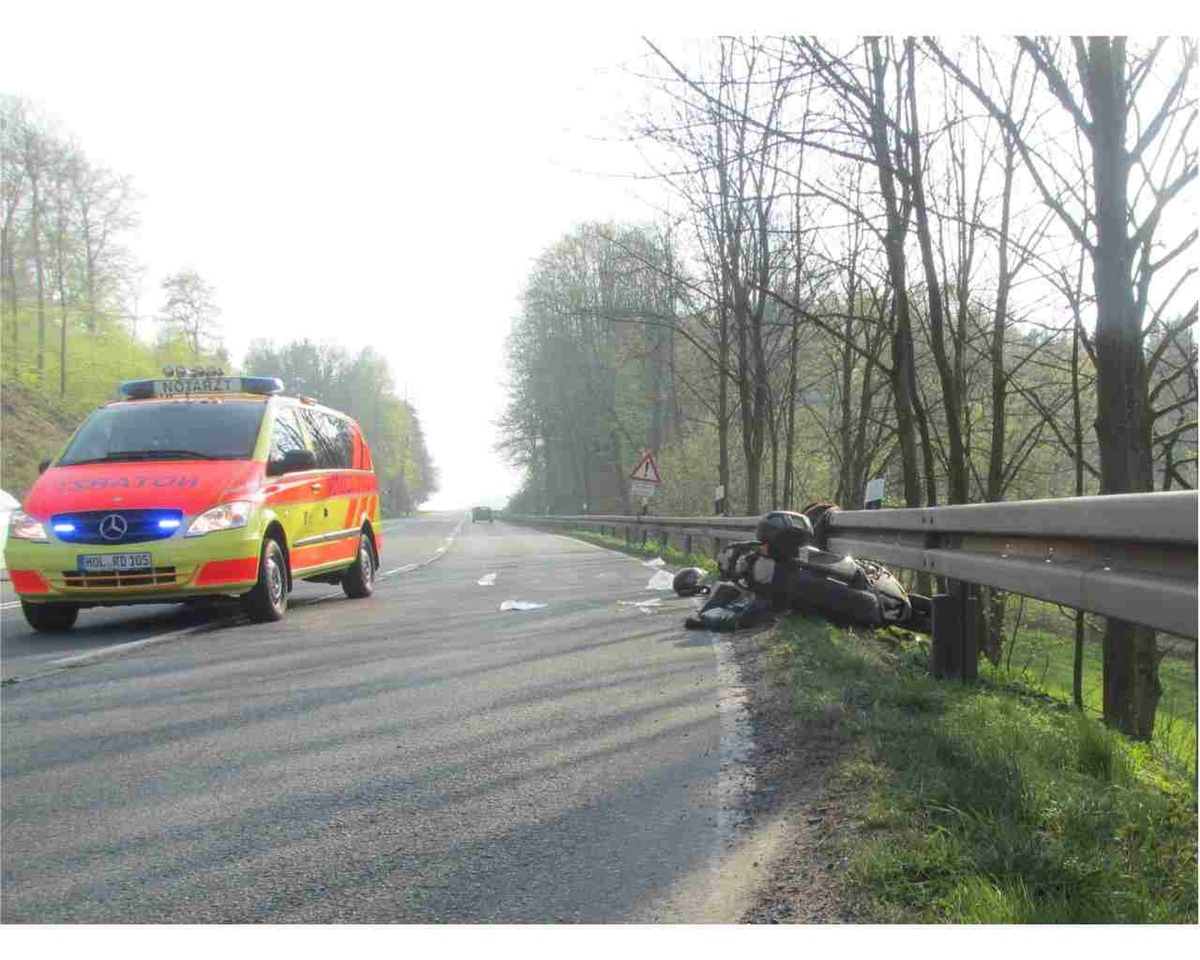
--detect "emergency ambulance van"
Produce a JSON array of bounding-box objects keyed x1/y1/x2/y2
[{"x1": 4, "y1": 370, "x2": 383, "y2": 631}]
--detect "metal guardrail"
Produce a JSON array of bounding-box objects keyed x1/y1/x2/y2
[{"x1": 505, "y1": 490, "x2": 1198, "y2": 639}]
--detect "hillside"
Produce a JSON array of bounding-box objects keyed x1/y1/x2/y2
[{"x1": 0, "y1": 382, "x2": 84, "y2": 500}]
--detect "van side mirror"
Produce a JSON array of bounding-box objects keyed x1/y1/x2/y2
[
  {"x1": 37, "y1": 459, "x2": 51, "y2": 474},
  {"x1": 268, "y1": 449, "x2": 318, "y2": 476}
]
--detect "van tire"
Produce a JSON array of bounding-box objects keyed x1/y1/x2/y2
[
  {"x1": 342, "y1": 533, "x2": 376, "y2": 599},
  {"x1": 22, "y1": 602, "x2": 79, "y2": 632},
  {"x1": 242, "y1": 538, "x2": 288, "y2": 622}
]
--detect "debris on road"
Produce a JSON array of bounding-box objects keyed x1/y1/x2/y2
[
  {"x1": 618, "y1": 598, "x2": 663, "y2": 613},
  {"x1": 642, "y1": 557, "x2": 666, "y2": 568},
  {"x1": 477, "y1": 572, "x2": 498, "y2": 586},
  {"x1": 646, "y1": 570, "x2": 675, "y2": 590},
  {"x1": 499, "y1": 600, "x2": 546, "y2": 611}
]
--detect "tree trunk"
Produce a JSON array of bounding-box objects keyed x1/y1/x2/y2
[
  {"x1": 906, "y1": 43, "x2": 967, "y2": 504},
  {"x1": 1083, "y1": 37, "x2": 1158, "y2": 739},
  {"x1": 782, "y1": 311, "x2": 799, "y2": 508},
  {"x1": 867, "y1": 38, "x2": 922, "y2": 511},
  {"x1": 27, "y1": 166, "x2": 46, "y2": 386},
  {"x1": 717, "y1": 303, "x2": 731, "y2": 514}
]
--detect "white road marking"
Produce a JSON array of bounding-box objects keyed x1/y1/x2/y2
[
  {"x1": 477, "y1": 572, "x2": 497, "y2": 586},
  {"x1": 1, "y1": 600, "x2": 22, "y2": 611},
  {"x1": 378, "y1": 519, "x2": 465, "y2": 580},
  {"x1": 47, "y1": 623, "x2": 213, "y2": 668}
]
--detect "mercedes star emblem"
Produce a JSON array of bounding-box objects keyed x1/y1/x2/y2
[{"x1": 99, "y1": 514, "x2": 128, "y2": 541}]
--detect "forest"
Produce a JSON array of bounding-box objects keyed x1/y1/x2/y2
[
  {"x1": 0, "y1": 93, "x2": 437, "y2": 512},
  {"x1": 499, "y1": 37, "x2": 1197, "y2": 740}
]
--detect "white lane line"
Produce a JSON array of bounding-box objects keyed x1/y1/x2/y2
[
  {"x1": 378, "y1": 519, "x2": 465, "y2": 580},
  {"x1": 1, "y1": 600, "x2": 22, "y2": 611},
  {"x1": 47, "y1": 623, "x2": 213, "y2": 668}
]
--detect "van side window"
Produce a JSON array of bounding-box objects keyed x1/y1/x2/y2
[
  {"x1": 269, "y1": 407, "x2": 308, "y2": 464},
  {"x1": 299, "y1": 408, "x2": 353, "y2": 469}
]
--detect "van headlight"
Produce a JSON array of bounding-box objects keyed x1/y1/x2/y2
[
  {"x1": 8, "y1": 510, "x2": 48, "y2": 542},
  {"x1": 185, "y1": 501, "x2": 252, "y2": 537}
]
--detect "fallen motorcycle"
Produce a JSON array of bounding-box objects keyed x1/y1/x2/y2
[{"x1": 680, "y1": 504, "x2": 932, "y2": 634}]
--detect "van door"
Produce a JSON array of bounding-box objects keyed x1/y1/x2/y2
[
  {"x1": 264, "y1": 405, "x2": 318, "y2": 552},
  {"x1": 296, "y1": 407, "x2": 358, "y2": 572}
]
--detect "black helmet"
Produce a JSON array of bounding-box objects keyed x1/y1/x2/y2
[
  {"x1": 755, "y1": 510, "x2": 813, "y2": 559},
  {"x1": 672, "y1": 567, "x2": 709, "y2": 597}
]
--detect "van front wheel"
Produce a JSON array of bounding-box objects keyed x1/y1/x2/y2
[
  {"x1": 242, "y1": 539, "x2": 288, "y2": 622},
  {"x1": 342, "y1": 533, "x2": 376, "y2": 599},
  {"x1": 22, "y1": 602, "x2": 79, "y2": 632}
]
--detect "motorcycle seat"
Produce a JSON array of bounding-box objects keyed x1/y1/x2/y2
[{"x1": 797, "y1": 545, "x2": 865, "y2": 588}]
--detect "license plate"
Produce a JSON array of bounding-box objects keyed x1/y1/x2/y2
[{"x1": 78, "y1": 552, "x2": 152, "y2": 573}]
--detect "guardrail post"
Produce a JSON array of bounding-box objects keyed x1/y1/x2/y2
[
  {"x1": 931, "y1": 581, "x2": 977, "y2": 681},
  {"x1": 962, "y1": 586, "x2": 979, "y2": 680},
  {"x1": 931, "y1": 593, "x2": 956, "y2": 678}
]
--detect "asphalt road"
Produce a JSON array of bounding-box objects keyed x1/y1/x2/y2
[{"x1": 1, "y1": 516, "x2": 745, "y2": 922}]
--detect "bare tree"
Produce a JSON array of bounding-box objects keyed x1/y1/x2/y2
[
  {"x1": 932, "y1": 36, "x2": 1197, "y2": 738},
  {"x1": 157, "y1": 269, "x2": 221, "y2": 360}
]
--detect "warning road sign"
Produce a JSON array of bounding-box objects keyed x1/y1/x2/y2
[{"x1": 629, "y1": 450, "x2": 661, "y2": 484}]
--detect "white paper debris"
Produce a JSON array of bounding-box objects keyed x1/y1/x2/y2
[
  {"x1": 499, "y1": 600, "x2": 546, "y2": 612},
  {"x1": 618, "y1": 598, "x2": 663, "y2": 613},
  {"x1": 646, "y1": 570, "x2": 675, "y2": 590},
  {"x1": 642, "y1": 557, "x2": 666, "y2": 568},
  {"x1": 477, "y1": 572, "x2": 498, "y2": 586}
]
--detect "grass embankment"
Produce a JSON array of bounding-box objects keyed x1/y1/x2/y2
[
  {"x1": 0, "y1": 383, "x2": 81, "y2": 498},
  {"x1": 776, "y1": 616, "x2": 1197, "y2": 923},
  {"x1": 562, "y1": 529, "x2": 717, "y2": 573},
  {"x1": 993, "y1": 600, "x2": 1197, "y2": 771}
]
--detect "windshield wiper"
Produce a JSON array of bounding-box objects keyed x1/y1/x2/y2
[{"x1": 64, "y1": 449, "x2": 219, "y2": 465}]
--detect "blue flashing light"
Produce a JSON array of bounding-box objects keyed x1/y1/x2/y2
[
  {"x1": 157, "y1": 518, "x2": 182, "y2": 530},
  {"x1": 241, "y1": 376, "x2": 285, "y2": 395},
  {"x1": 53, "y1": 522, "x2": 76, "y2": 533},
  {"x1": 119, "y1": 379, "x2": 158, "y2": 399}
]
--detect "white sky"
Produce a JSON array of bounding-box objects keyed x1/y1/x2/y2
[
  {"x1": 0, "y1": 2, "x2": 1186, "y2": 511},
  {"x1": 1, "y1": 3, "x2": 665, "y2": 509}
]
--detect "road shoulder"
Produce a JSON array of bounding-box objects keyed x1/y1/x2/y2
[{"x1": 729, "y1": 621, "x2": 859, "y2": 923}]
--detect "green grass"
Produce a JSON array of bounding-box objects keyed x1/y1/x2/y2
[
  {"x1": 989, "y1": 600, "x2": 1197, "y2": 776},
  {"x1": 775, "y1": 616, "x2": 1198, "y2": 923}
]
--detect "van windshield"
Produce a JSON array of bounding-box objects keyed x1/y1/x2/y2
[{"x1": 58, "y1": 400, "x2": 267, "y2": 466}]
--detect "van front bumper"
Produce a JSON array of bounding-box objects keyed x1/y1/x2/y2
[{"x1": 3, "y1": 526, "x2": 262, "y2": 604}]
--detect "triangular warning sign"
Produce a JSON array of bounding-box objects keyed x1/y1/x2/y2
[{"x1": 630, "y1": 450, "x2": 661, "y2": 484}]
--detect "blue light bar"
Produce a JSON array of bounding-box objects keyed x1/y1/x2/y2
[
  {"x1": 158, "y1": 518, "x2": 182, "y2": 530},
  {"x1": 53, "y1": 522, "x2": 76, "y2": 533}
]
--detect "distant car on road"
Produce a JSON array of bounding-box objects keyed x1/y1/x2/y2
[{"x1": 472, "y1": 506, "x2": 493, "y2": 523}]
